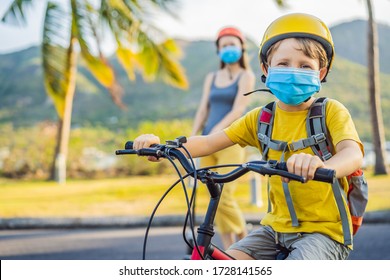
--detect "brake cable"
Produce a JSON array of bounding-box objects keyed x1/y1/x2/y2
[{"x1": 142, "y1": 149, "x2": 203, "y2": 259}]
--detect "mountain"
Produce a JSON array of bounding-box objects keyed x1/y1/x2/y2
[
  {"x1": 0, "y1": 20, "x2": 389, "y2": 142},
  {"x1": 331, "y1": 19, "x2": 390, "y2": 74}
]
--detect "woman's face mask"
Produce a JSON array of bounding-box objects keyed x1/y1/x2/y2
[
  {"x1": 219, "y1": 45, "x2": 242, "y2": 64},
  {"x1": 265, "y1": 67, "x2": 321, "y2": 105}
]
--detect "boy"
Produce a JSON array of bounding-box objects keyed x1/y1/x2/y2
[{"x1": 133, "y1": 13, "x2": 364, "y2": 260}]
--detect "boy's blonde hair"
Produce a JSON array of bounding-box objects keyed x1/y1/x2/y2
[{"x1": 263, "y1": 37, "x2": 329, "y2": 70}]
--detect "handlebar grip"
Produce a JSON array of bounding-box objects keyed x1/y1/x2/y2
[
  {"x1": 115, "y1": 149, "x2": 137, "y2": 155},
  {"x1": 137, "y1": 148, "x2": 160, "y2": 157},
  {"x1": 276, "y1": 162, "x2": 335, "y2": 184},
  {"x1": 125, "y1": 141, "x2": 160, "y2": 150},
  {"x1": 125, "y1": 141, "x2": 134, "y2": 150},
  {"x1": 119, "y1": 141, "x2": 163, "y2": 158},
  {"x1": 312, "y1": 168, "x2": 336, "y2": 184}
]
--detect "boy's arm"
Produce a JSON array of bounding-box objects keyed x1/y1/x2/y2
[
  {"x1": 185, "y1": 131, "x2": 235, "y2": 157},
  {"x1": 133, "y1": 131, "x2": 235, "y2": 161},
  {"x1": 324, "y1": 139, "x2": 363, "y2": 178},
  {"x1": 285, "y1": 139, "x2": 363, "y2": 182}
]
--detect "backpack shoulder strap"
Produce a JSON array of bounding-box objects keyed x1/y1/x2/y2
[
  {"x1": 307, "y1": 97, "x2": 353, "y2": 245},
  {"x1": 306, "y1": 97, "x2": 333, "y2": 161},
  {"x1": 257, "y1": 102, "x2": 288, "y2": 160},
  {"x1": 257, "y1": 102, "x2": 275, "y2": 160},
  {"x1": 258, "y1": 97, "x2": 333, "y2": 161},
  {"x1": 283, "y1": 98, "x2": 330, "y2": 157}
]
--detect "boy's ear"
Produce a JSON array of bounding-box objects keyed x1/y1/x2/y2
[
  {"x1": 319, "y1": 67, "x2": 328, "y2": 81},
  {"x1": 261, "y1": 63, "x2": 268, "y2": 76},
  {"x1": 260, "y1": 64, "x2": 268, "y2": 83}
]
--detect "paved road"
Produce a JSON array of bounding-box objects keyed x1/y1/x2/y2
[
  {"x1": 0, "y1": 227, "x2": 188, "y2": 260},
  {"x1": 1, "y1": 223, "x2": 389, "y2": 260}
]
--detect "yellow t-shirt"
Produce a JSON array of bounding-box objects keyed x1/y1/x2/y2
[{"x1": 224, "y1": 98, "x2": 363, "y2": 245}]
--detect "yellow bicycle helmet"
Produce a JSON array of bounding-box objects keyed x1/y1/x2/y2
[{"x1": 259, "y1": 13, "x2": 335, "y2": 72}]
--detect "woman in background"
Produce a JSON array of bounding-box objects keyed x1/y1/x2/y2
[{"x1": 191, "y1": 26, "x2": 255, "y2": 249}]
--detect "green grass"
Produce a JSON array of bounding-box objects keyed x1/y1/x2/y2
[{"x1": 0, "y1": 173, "x2": 389, "y2": 218}]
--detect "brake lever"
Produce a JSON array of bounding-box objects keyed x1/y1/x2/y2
[{"x1": 165, "y1": 136, "x2": 187, "y2": 148}]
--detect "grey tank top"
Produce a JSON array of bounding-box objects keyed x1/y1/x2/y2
[{"x1": 202, "y1": 72, "x2": 242, "y2": 135}]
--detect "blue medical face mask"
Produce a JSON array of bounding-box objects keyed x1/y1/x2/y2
[
  {"x1": 265, "y1": 67, "x2": 321, "y2": 105},
  {"x1": 219, "y1": 45, "x2": 242, "y2": 64}
]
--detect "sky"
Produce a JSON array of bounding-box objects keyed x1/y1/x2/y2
[{"x1": 1, "y1": 0, "x2": 390, "y2": 54}]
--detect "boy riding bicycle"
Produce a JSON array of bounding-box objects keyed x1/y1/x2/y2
[{"x1": 133, "y1": 13, "x2": 364, "y2": 260}]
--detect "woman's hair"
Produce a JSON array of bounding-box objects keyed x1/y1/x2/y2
[{"x1": 263, "y1": 37, "x2": 328, "y2": 70}]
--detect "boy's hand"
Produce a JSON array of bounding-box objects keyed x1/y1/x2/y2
[
  {"x1": 283, "y1": 153, "x2": 325, "y2": 183},
  {"x1": 133, "y1": 134, "x2": 161, "y2": 162}
]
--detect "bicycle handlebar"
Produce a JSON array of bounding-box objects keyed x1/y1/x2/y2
[{"x1": 116, "y1": 140, "x2": 336, "y2": 184}]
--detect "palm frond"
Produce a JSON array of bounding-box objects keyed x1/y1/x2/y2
[
  {"x1": 1, "y1": 0, "x2": 34, "y2": 26},
  {"x1": 100, "y1": 0, "x2": 140, "y2": 41},
  {"x1": 136, "y1": 32, "x2": 188, "y2": 89},
  {"x1": 116, "y1": 44, "x2": 137, "y2": 81},
  {"x1": 72, "y1": 0, "x2": 125, "y2": 108},
  {"x1": 100, "y1": 0, "x2": 187, "y2": 89},
  {"x1": 274, "y1": 0, "x2": 289, "y2": 8},
  {"x1": 157, "y1": 39, "x2": 188, "y2": 89},
  {"x1": 150, "y1": 0, "x2": 179, "y2": 19},
  {"x1": 42, "y1": 1, "x2": 74, "y2": 118}
]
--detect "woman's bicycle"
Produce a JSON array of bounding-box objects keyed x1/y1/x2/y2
[{"x1": 115, "y1": 136, "x2": 336, "y2": 260}]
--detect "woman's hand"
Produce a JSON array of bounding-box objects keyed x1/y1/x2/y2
[
  {"x1": 283, "y1": 153, "x2": 325, "y2": 183},
  {"x1": 133, "y1": 134, "x2": 161, "y2": 162}
]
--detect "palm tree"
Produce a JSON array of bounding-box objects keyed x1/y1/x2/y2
[
  {"x1": 1, "y1": 0, "x2": 188, "y2": 183},
  {"x1": 365, "y1": 0, "x2": 388, "y2": 174}
]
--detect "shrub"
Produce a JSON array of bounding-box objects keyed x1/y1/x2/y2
[{"x1": 0, "y1": 119, "x2": 193, "y2": 179}]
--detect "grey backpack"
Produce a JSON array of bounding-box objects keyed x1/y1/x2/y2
[{"x1": 257, "y1": 97, "x2": 368, "y2": 245}]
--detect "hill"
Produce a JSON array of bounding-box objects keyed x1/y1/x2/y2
[
  {"x1": 0, "y1": 20, "x2": 389, "y2": 142},
  {"x1": 331, "y1": 19, "x2": 390, "y2": 74}
]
